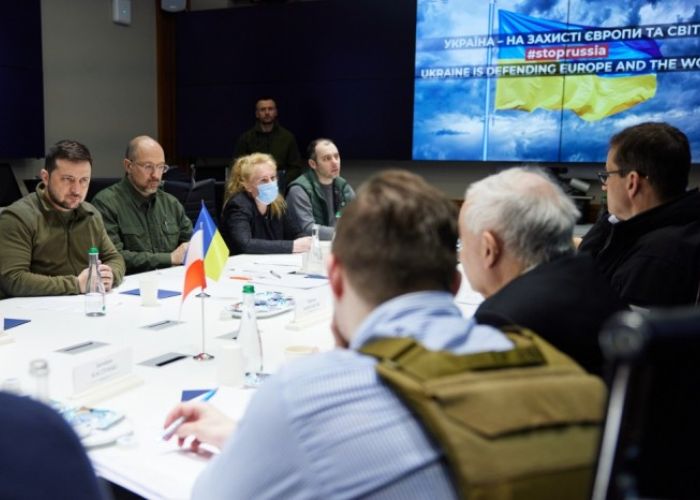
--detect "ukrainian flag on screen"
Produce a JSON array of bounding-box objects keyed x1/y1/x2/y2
[
  {"x1": 194, "y1": 201, "x2": 229, "y2": 281},
  {"x1": 495, "y1": 10, "x2": 659, "y2": 121}
]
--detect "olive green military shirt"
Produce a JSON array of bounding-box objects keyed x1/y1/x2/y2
[
  {"x1": 0, "y1": 184, "x2": 125, "y2": 298},
  {"x1": 91, "y1": 177, "x2": 193, "y2": 275}
]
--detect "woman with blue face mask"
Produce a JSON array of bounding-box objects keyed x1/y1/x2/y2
[{"x1": 221, "y1": 153, "x2": 312, "y2": 255}]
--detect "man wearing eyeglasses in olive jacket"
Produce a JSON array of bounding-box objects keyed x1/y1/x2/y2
[{"x1": 92, "y1": 136, "x2": 192, "y2": 274}]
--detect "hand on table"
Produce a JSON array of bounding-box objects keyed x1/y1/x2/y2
[
  {"x1": 171, "y1": 242, "x2": 189, "y2": 265},
  {"x1": 163, "y1": 402, "x2": 236, "y2": 453},
  {"x1": 77, "y1": 264, "x2": 115, "y2": 293},
  {"x1": 293, "y1": 236, "x2": 312, "y2": 253}
]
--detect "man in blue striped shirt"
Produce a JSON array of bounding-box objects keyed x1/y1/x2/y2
[{"x1": 164, "y1": 170, "x2": 512, "y2": 499}]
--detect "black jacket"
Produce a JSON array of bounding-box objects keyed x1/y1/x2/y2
[
  {"x1": 475, "y1": 253, "x2": 628, "y2": 376},
  {"x1": 579, "y1": 189, "x2": 700, "y2": 307},
  {"x1": 221, "y1": 192, "x2": 304, "y2": 255}
]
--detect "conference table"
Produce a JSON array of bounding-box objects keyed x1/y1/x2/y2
[{"x1": 0, "y1": 254, "x2": 482, "y2": 499}]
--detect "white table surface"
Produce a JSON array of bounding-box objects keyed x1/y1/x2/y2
[{"x1": 0, "y1": 254, "x2": 482, "y2": 499}]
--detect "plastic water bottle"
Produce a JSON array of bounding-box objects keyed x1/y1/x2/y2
[
  {"x1": 29, "y1": 358, "x2": 50, "y2": 403},
  {"x1": 85, "y1": 247, "x2": 106, "y2": 317},
  {"x1": 238, "y1": 284, "x2": 263, "y2": 378},
  {"x1": 311, "y1": 224, "x2": 322, "y2": 258},
  {"x1": 307, "y1": 224, "x2": 324, "y2": 273}
]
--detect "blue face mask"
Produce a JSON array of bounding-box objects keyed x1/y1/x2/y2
[{"x1": 256, "y1": 180, "x2": 279, "y2": 205}]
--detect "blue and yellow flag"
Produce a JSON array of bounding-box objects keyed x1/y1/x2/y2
[
  {"x1": 495, "y1": 10, "x2": 659, "y2": 121},
  {"x1": 193, "y1": 201, "x2": 229, "y2": 281}
]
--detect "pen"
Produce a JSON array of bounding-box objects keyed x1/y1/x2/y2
[
  {"x1": 147, "y1": 320, "x2": 171, "y2": 328},
  {"x1": 288, "y1": 271, "x2": 327, "y2": 279},
  {"x1": 63, "y1": 341, "x2": 94, "y2": 352},
  {"x1": 269, "y1": 270, "x2": 282, "y2": 279},
  {"x1": 161, "y1": 388, "x2": 218, "y2": 440}
]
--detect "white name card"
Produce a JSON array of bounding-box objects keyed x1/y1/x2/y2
[
  {"x1": 295, "y1": 288, "x2": 329, "y2": 319},
  {"x1": 73, "y1": 347, "x2": 132, "y2": 394},
  {"x1": 286, "y1": 288, "x2": 332, "y2": 330}
]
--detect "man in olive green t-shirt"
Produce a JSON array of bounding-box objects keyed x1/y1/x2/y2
[{"x1": 92, "y1": 136, "x2": 192, "y2": 275}]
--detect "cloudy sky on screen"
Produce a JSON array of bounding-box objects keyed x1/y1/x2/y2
[{"x1": 413, "y1": 0, "x2": 700, "y2": 162}]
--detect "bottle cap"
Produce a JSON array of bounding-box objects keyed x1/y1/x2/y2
[
  {"x1": 89, "y1": 246, "x2": 99, "y2": 254},
  {"x1": 242, "y1": 284, "x2": 255, "y2": 294}
]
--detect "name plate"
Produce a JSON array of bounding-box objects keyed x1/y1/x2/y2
[
  {"x1": 294, "y1": 287, "x2": 330, "y2": 321},
  {"x1": 73, "y1": 348, "x2": 132, "y2": 394},
  {"x1": 285, "y1": 288, "x2": 332, "y2": 330}
]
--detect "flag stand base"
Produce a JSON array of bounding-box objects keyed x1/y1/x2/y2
[{"x1": 193, "y1": 352, "x2": 215, "y2": 361}]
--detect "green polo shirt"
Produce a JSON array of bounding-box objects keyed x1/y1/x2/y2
[{"x1": 92, "y1": 177, "x2": 193, "y2": 274}]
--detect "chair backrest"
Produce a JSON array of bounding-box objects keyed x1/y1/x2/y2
[
  {"x1": 214, "y1": 180, "x2": 226, "y2": 218},
  {"x1": 592, "y1": 309, "x2": 700, "y2": 500},
  {"x1": 192, "y1": 164, "x2": 227, "y2": 182},
  {"x1": 163, "y1": 164, "x2": 193, "y2": 183},
  {"x1": 163, "y1": 178, "x2": 217, "y2": 226},
  {"x1": 0, "y1": 164, "x2": 23, "y2": 206},
  {"x1": 86, "y1": 177, "x2": 121, "y2": 202},
  {"x1": 186, "y1": 178, "x2": 217, "y2": 225},
  {"x1": 24, "y1": 178, "x2": 41, "y2": 194}
]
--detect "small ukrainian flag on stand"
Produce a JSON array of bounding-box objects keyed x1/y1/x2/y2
[
  {"x1": 194, "y1": 200, "x2": 229, "y2": 282},
  {"x1": 182, "y1": 201, "x2": 230, "y2": 361}
]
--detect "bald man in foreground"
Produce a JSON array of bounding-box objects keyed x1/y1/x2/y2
[{"x1": 92, "y1": 135, "x2": 192, "y2": 274}]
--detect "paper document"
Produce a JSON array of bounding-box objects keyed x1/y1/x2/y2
[{"x1": 252, "y1": 274, "x2": 328, "y2": 290}]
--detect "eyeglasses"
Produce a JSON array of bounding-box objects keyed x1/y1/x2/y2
[
  {"x1": 130, "y1": 161, "x2": 170, "y2": 174},
  {"x1": 597, "y1": 169, "x2": 624, "y2": 185}
]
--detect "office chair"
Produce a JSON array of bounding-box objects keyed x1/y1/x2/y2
[
  {"x1": 186, "y1": 178, "x2": 217, "y2": 225},
  {"x1": 592, "y1": 309, "x2": 700, "y2": 500},
  {"x1": 86, "y1": 177, "x2": 121, "y2": 202},
  {"x1": 0, "y1": 164, "x2": 24, "y2": 206},
  {"x1": 191, "y1": 164, "x2": 227, "y2": 182},
  {"x1": 163, "y1": 164, "x2": 193, "y2": 183},
  {"x1": 163, "y1": 178, "x2": 217, "y2": 226},
  {"x1": 24, "y1": 178, "x2": 41, "y2": 194}
]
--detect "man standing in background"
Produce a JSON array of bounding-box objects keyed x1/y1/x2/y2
[{"x1": 234, "y1": 97, "x2": 303, "y2": 192}]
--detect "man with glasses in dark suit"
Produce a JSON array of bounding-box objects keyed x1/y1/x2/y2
[
  {"x1": 579, "y1": 122, "x2": 700, "y2": 307},
  {"x1": 92, "y1": 135, "x2": 192, "y2": 274}
]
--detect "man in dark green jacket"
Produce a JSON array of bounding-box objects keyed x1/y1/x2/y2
[
  {"x1": 234, "y1": 98, "x2": 303, "y2": 192},
  {"x1": 287, "y1": 138, "x2": 355, "y2": 240},
  {"x1": 0, "y1": 140, "x2": 125, "y2": 298},
  {"x1": 92, "y1": 136, "x2": 192, "y2": 274}
]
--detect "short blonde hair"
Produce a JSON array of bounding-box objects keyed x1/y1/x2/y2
[{"x1": 224, "y1": 153, "x2": 286, "y2": 218}]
